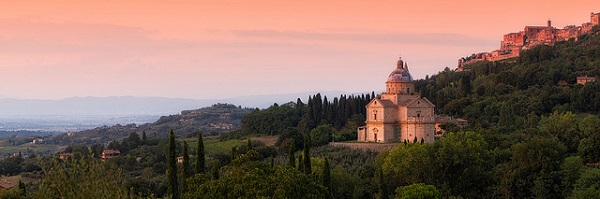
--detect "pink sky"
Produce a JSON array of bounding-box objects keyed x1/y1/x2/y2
[{"x1": 0, "y1": 0, "x2": 597, "y2": 99}]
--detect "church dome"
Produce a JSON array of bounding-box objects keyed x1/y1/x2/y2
[{"x1": 387, "y1": 57, "x2": 413, "y2": 82}]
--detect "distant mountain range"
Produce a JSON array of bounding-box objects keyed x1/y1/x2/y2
[{"x1": 0, "y1": 91, "x2": 370, "y2": 116}]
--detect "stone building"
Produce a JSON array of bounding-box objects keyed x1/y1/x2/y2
[
  {"x1": 577, "y1": 76, "x2": 597, "y2": 85},
  {"x1": 101, "y1": 149, "x2": 120, "y2": 161},
  {"x1": 458, "y1": 11, "x2": 600, "y2": 70},
  {"x1": 357, "y1": 58, "x2": 436, "y2": 143}
]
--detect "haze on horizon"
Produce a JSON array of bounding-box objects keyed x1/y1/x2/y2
[{"x1": 1, "y1": 0, "x2": 596, "y2": 100}]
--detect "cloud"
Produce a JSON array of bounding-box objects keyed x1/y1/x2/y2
[{"x1": 230, "y1": 29, "x2": 498, "y2": 47}]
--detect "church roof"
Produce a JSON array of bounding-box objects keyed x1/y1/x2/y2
[
  {"x1": 399, "y1": 97, "x2": 435, "y2": 107},
  {"x1": 387, "y1": 57, "x2": 413, "y2": 82},
  {"x1": 367, "y1": 98, "x2": 396, "y2": 107}
]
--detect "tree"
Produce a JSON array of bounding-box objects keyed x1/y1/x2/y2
[
  {"x1": 310, "y1": 124, "x2": 334, "y2": 147},
  {"x1": 35, "y1": 157, "x2": 136, "y2": 199},
  {"x1": 196, "y1": 132, "x2": 205, "y2": 174},
  {"x1": 192, "y1": 163, "x2": 327, "y2": 198},
  {"x1": 126, "y1": 132, "x2": 141, "y2": 149},
  {"x1": 142, "y1": 131, "x2": 148, "y2": 142},
  {"x1": 303, "y1": 134, "x2": 312, "y2": 174},
  {"x1": 561, "y1": 156, "x2": 584, "y2": 197},
  {"x1": 323, "y1": 159, "x2": 332, "y2": 198},
  {"x1": 167, "y1": 130, "x2": 180, "y2": 199},
  {"x1": 211, "y1": 161, "x2": 219, "y2": 180},
  {"x1": 578, "y1": 115, "x2": 600, "y2": 163},
  {"x1": 276, "y1": 127, "x2": 304, "y2": 152},
  {"x1": 539, "y1": 111, "x2": 580, "y2": 153},
  {"x1": 431, "y1": 131, "x2": 493, "y2": 197},
  {"x1": 378, "y1": 167, "x2": 389, "y2": 199},
  {"x1": 247, "y1": 138, "x2": 252, "y2": 151},
  {"x1": 90, "y1": 143, "x2": 104, "y2": 158},
  {"x1": 568, "y1": 168, "x2": 600, "y2": 199},
  {"x1": 288, "y1": 139, "x2": 295, "y2": 167},
  {"x1": 182, "y1": 141, "x2": 190, "y2": 179},
  {"x1": 383, "y1": 143, "x2": 433, "y2": 188},
  {"x1": 498, "y1": 136, "x2": 567, "y2": 198},
  {"x1": 394, "y1": 183, "x2": 441, "y2": 199}
]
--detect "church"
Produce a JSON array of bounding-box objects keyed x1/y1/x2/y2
[{"x1": 357, "y1": 57, "x2": 436, "y2": 143}]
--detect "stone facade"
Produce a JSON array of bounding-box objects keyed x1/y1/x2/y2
[
  {"x1": 357, "y1": 58, "x2": 436, "y2": 143},
  {"x1": 458, "y1": 12, "x2": 599, "y2": 70}
]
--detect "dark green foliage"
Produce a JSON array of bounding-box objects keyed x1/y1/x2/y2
[
  {"x1": 395, "y1": 183, "x2": 441, "y2": 199},
  {"x1": 539, "y1": 111, "x2": 581, "y2": 153},
  {"x1": 90, "y1": 143, "x2": 104, "y2": 158},
  {"x1": 497, "y1": 136, "x2": 567, "y2": 198},
  {"x1": 288, "y1": 139, "x2": 296, "y2": 167},
  {"x1": 211, "y1": 161, "x2": 219, "y2": 180},
  {"x1": 323, "y1": 159, "x2": 332, "y2": 198},
  {"x1": 561, "y1": 156, "x2": 584, "y2": 197},
  {"x1": 310, "y1": 124, "x2": 334, "y2": 147},
  {"x1": 416, "y1": 28, "x2": 600, "y2": 129},
  {"x1": 182, "y1": 141, "x2": 190, "y2": 179},
  {"x1": 196, "y1": 132, "x2": 206, "y2": 174},
  {"x1": 569, "y1": 168, "x2": 600, "y2": 198},
  {"x1": 578, "y1": 115, "x2": 600, "y2": 163},
  {"x1": 303, "y1": 134, "x2": 312, "y2": 174},
  {"x1": 298, "y1": 153, "x2": 304, "y2": 171},
  {"x1": 189, "y1": 161, "x2": 328, "y2": 199},
  {"x1": 142, "y1": 131, "x2": 147, "y2": 141},
  {"x1": 167, "y1": 130, "x2": 180, "y2": 199},
  {"x1": 241, "y1": 102, "x2": 302, "y2": 135},
  {"x1": 247, "y1": 138, "x2": 252, "y2": 151},
  {"x1": 275, "y1": 127, "x2": 304, "y2": 152},
  {"x1": 431, "y1": 132, "x2": 493, "y2": 198},
  {"x1": 383, "y1": 143, "x2": 432, "y2": 188},
  {"x1": 239, "y1": 93, "x2": 371, "y2": 138},
  {"x1": 378, "y1": 168, "x2": 389, "y2": 199},
  {"x1": 36, "y1": 157, "x2": 136, "y2": 199}
]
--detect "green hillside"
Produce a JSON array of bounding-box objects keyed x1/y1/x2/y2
[
  {"x1": 45, "y1": 103, "x2": 254, "y2": 146},
  {"x1": 416, "y1": 27, "x2": 600, "y2": 129}
]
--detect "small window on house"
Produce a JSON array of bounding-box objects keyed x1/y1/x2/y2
[{"x1": 373, "y1": 110, "x2": 378, "y2": 120}]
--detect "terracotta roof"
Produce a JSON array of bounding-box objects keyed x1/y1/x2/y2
[
  {"x1": 378, "y1": 99, "x2": 397, "y2": 107},
  {"x1": 399, "y1": 97, "x2": 420, "y2": 106}
]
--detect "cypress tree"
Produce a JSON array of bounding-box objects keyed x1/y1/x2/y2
[
  {"x1": 413, "y1": 136, "x2": 418, "y2": 143},
  {"x1": 167, "y1": 130, "x2": 179, "y2": 199},
  {"x1": 323, "y1": 159, "x2": 332, "y2": 198},
  {"x1": 420, "y1": 137, "x2": 425, "y2": 144},
  {"x1": 298, "y1": 154, "x2": 304, "y2": 171},
  {"x1": 211, "y1": 161, "x2": 219, "y2": 180},
  {"x1": 231, "y1": 146, "x2": 237, "y2": 160},
  {"x1": 247, "y1": 139, "x2": 252, "y2": 151},
  {"x1": 182, "y1": 141, "x2": 190, "y2": 179},
  {"x1": 288, "y1": 139, "x2": 295, "y2": 167},
  {"x1": 378, "y1": 168, "x2": 389, "y2": 199},
  {"x1": 141, "y1": 131, "x2": 147, "y2": 143},
  {"x1": 196, "y1": 132, "x2": 205, "y2": 174},
  {"x1": 303, "y1": 134, "x2": 311, "y2": 174}
]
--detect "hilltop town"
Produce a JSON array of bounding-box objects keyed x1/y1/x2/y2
[{"x1": 457, "y1": 12, "x2": 600, "y2": 71}]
